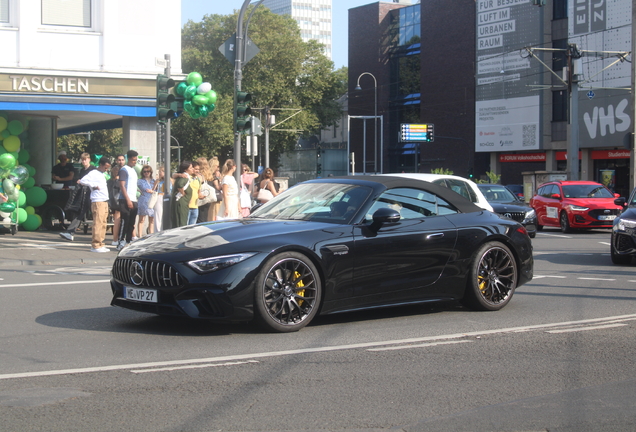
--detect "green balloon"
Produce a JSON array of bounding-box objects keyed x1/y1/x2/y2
[
  {"x1": 25, "y1": 164, "x2": 35, "y2": 177},
  {"x1": 192, "y1": 94, "x2": 209, "y2": 106},
  {"x1": 18, "y1": 190, "x2": 26, "y2": 207},
  {"x1": 205, "y1": 90, "x2": 218, "y2": 105},
  {"x1": 198, "y1": 105, "x2": 209, "y2": 117},
  {"x1": 23, "y1": 177, "x2": 35, "y2": 189},
  {"x1": 176, "y1": 81, "x2": 188, "y2": 96},
  {"x1": 7, "y1": 188, "x2": 19, "y2": 202},
  {"x1": 7, "y1": 120, "x2": 24, "y2": 135},
  {"x1": 207, "y1": 104, "x2": 216, "y2": 113},
  {"x1": 184, "y1": 100, "x2": 195, "y2": 113},
  {"x1": 190, "y1": 110, "x2": 201, "y2": 119},
  {"x1": 2, "y1": 178, "x2": 15, "y2": 194},
  {"x1": 0, "y1": 152, "x2": 16, "y2": 170},
  {"x1": 0, "y1": 202, "x2": 15, "y2": 213},
  {"x1": 25, "y1": 205, "x2": 35, "y2": 215},
  {"x1": 0, "y1": 117, "x2": 6, "y2": 133},
  {"x1": 9, "y1": 165, "x2": 29, "y2": 185},
  {"x1": 25, "y1": 186, "x2": 47, "y2": 207},
  {"x1": 184, "y1": 84, "x2": 198, "y2": 100},
  {"x1": 1, "y1": 130, "x2": 10, "y2": 139},
  {"x1": 11, "y1": 207, "x2": 27, "y2": 224},
  {"x1": 17, "y1": 148, "x2": 29, "y2": 164},
  {"x1": 22, "y1": 213, "x2": 41, "y2": 231},
  {"x1": 186, "y1": 72, "x2": 203, "y2": 86},
  {"x1": 134, "y1": 164, "x2": 142, "y2": 176}
]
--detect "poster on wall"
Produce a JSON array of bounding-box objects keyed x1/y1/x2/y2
[
  {"x1": 475, "y1": 0, "x2": 543, "y2": 152},
  {"x1": 570, "y1": 0, "x2": 632, "y2": 148},
  {"x1": 475, "y1": 95, "x2": 540, "y2": 152}
]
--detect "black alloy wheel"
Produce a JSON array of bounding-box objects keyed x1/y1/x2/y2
[
  {"x1": 560, "y1": 211, "x2": 571, "y2": 233},
  {"x1": 463, "y1": 242, "x2": 517, "y2": 311},
  {"x1": 254, "y1": 252, "x2": 321, "y2": 332}
]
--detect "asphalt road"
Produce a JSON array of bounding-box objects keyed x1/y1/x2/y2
[{"x1": 1, "y1": 228, "x2": 635, "y2": 431}]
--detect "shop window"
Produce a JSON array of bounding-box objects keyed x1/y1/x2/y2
[
  {"x1": 42, "y1": 0, "x2": 91, "y2": 28},
  {"x1": 552, "y1": 90, "x2": 568, "y2": 122}
]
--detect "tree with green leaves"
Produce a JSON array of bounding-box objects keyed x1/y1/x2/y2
[
  {"x1": 57, "y1": 129, "x2": 123, "y2": 162},
  {"x1": 175, "y1": 6, "x2": 345, "y2": 168}
]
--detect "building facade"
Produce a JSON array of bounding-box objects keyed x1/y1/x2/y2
[
  {"x1": 348, "y1": 0, "x2": 634, "y2": 196},
  {"x1": 262, "y1": 0, "x2": 332, "y2": 59},
  {"x1": 0, "y1": 0, "x2": 181, "y2": 189}
]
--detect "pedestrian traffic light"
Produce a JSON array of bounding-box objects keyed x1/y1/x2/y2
[
  {"x1": 156, "y1": 74, "x2": 175, "y2": 123},
  {"x1": 235, "y1": 91, "x2": 252, "y2": 133}
]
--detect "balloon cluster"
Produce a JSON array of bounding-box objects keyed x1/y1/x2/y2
[
  {"x1": 0, "y1": 114, "x2": 47, "y2": 231},
  {"x1": 174, "y1": 72, "x2": 218, "y2": 119}
]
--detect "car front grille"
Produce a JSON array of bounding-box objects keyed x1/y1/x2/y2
[
  {"x1": 589, "y1": 209, "x2": 620, "y2": 218},
  {"x1": 112, "y1": 258, "x2": 184, "y2": 288},
  {"x1": 500, "y1": 212, "x2": 526, "y2": 223}
]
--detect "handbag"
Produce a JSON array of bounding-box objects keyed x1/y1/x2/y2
[
  {"x1": 257, "y1": 181, "x2": 274, "y2": 203},
  {"x1": 197, "y1": 181, "x2": 217, "y2": 206},
  {"x1": 147, "y1": 191, "x2": 159, "y2": 208},
  {"x1": 240, "y1": 185, "x2": 252, "y2": 208}
]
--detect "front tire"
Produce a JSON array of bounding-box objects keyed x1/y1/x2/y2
[
  {"x1": 611, "y1": 244, "x2": 631, "y2": 265},
  {"x1": 254, "y1": 252, "x2": 321, "y2": 332},
  {"x1": 560, "y1": 211, "x2": 571, "y2": 233},
  {"x1": 463, "y1": 242, "x2": 517, "y2": 311}
]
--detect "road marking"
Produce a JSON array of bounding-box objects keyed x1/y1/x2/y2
[
  {"x1": 131, "y1": 360, "x2": 259, "y2": 373},
  {"x1": 2, "y1": 313, "x2": 636, "y2": 381},
  {"x1": 578, "y1": 277, "x2": 616, "y2": 281},
  {"x1": 367, "y1": 340, "x2": 472, "y2": 352},
  {"x1": 0, "y1": 279, "x2": 110, "y2": 289},
  {"x1": 532, "y1": 275, "x2": 567, "y2": 279},
  {"x1": 537, "y1": 233, "x2": 572, "y2": 238},
  {"x1": 599, "y1": 242, "x2": 611, "y2": 246},
  {"x1": 546, "y1": 323, "x2": 628, "y2": 334}
]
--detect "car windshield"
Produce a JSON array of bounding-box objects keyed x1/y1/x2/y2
[
  {"x1": 249, "y1": 182, "x2": 372, "y2": 224},
  {"x1": 561, "y1": 184, "x2": 614, "y2": 198},
  {"x1": 477, "y1": 185, "x2": 517, "y2": 202}
]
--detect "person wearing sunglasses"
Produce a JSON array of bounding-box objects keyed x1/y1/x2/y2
[{"x1": 136, "y1": 164, "x2": 156, "y2": 238}]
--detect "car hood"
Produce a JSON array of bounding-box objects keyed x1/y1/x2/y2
[
  {"x1": 563, "y1": 197, "x2": 621, "y2": 208},
  {"x1": 490, "y1": 201, "x2": 531, "y2": 213},
  {"x1": 117, "y1": 219, "x2": 344, "y2": 259}
]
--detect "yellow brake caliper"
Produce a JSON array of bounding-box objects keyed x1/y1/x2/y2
[{"x1": 294, "y1": 271, "x2": 305, "y2": 306}]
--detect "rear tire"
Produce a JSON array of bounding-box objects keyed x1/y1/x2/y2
[{"x1": 463, "y1": 242, "x2": 517, "y2": 311}]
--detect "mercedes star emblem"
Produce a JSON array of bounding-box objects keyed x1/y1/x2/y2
[{"x1": 130, "y1": 261, "x2": 144, "y2": 286}]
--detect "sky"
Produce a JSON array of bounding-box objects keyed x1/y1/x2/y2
[{"x1": 181, "y1": 0, "x2": 393, "y2": 69}]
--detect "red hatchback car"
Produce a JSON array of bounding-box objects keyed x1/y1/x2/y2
[{"x1": 530, "y1": 180, "x2": 622, "y2": 233}]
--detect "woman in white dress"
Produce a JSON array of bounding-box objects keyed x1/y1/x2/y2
[{"x1": 218, "y1": 159, "x2": 241, "y2": 220}]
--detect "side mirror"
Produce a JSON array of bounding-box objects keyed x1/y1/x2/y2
[
  {"x1": 614, "y1": 193, "x2": 621, "y2": 198},
  {"x1": 551, "y1": 193, "x2": 561, "y2": 199},
  {"x1": 369, "y1": 207, "x2": 400, "y2": 231},
  {"x1": 614, "y1": 197, "x2": 627, "y2": 207}
]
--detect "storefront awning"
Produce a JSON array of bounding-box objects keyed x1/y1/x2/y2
[{"x1": 0, "y1": 101, "x2": 155, "y2": 117}]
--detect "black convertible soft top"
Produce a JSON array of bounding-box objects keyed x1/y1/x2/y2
[{"x1": 305, "y1": 175, "x2": 485, "y2": 214}]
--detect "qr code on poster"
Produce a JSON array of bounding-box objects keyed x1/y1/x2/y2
[{"x1": 522, "y1": 124, "x2": 537, "y2": 147}]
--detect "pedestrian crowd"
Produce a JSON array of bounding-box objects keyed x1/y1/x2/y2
[{"x1": 55, "y1": 150, "x2": 279, "y2": 253}]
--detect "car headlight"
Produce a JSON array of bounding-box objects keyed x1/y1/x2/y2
[
  {"x1": 186, "y1": 253, "x2": 256, "y2": 274},
  {"x1": 523, "y1": 208, "x2": 536, "y2": 222},
  {"x1": 617, "y1": 218, "x2": 636, "y2": 231},
  {"x1": 568, "y1": 205, "x2": 589, "y2": 211}
]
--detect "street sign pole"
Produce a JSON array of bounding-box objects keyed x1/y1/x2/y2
[{"x1": 162, "y1": 53, "x2": 172, "y2": 230}]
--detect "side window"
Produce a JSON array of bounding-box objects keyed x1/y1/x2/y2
[
  {"x1": 542, "y1": 185, "x2": 556, "y2": 198},
  {"x1": 42, "y1": 0, "x2": 92, "y2": 28},
  {"x1": 366, "y1": 188, "x2": 458, "y2": 221},
  {"x1": 445, "y1": 179, "x2": 474, "y2": 202}
]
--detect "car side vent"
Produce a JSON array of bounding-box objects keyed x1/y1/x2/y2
[{"x1": 112, "y1": 258, "x2": 184, "y2": 288}]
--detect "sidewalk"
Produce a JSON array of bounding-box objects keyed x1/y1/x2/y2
[{"x1": 0, "y1": 227, "x2": 119, "y2": 267}]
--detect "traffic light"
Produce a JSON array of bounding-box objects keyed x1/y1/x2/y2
[
  {"x1": 316, "y1": 146, "x2": 322, "y2": 175},
  {"x1": 235, "y1": 91, "x2": 252, "y2": 133},
  {"x1": 156, "y1": 74, "x2": 175, "y2": 122}
]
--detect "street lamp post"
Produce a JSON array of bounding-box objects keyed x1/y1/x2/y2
[{"x1": 355, "y1": 72, "x2": 378, "y2": 174}]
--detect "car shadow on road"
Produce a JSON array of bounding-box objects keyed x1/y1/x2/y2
[{"x1": 34, "y1": 301, "x2": 465, "y2": 336}]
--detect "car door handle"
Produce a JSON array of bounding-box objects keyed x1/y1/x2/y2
[{"x1": 426, "y1": 233, "x2": 444, "y2": 240}]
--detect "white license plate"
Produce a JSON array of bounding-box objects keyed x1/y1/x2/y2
[
  {"x1": 124, "y1": 287, "x2": 157, "y2": 303},
  {"x1": 598, "y1": 215, "x2": 616, "y2": 221}
]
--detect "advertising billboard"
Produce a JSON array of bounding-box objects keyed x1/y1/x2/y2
[{"x1": 475, "y1": 0, "x2": 544, "y2": 152}]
